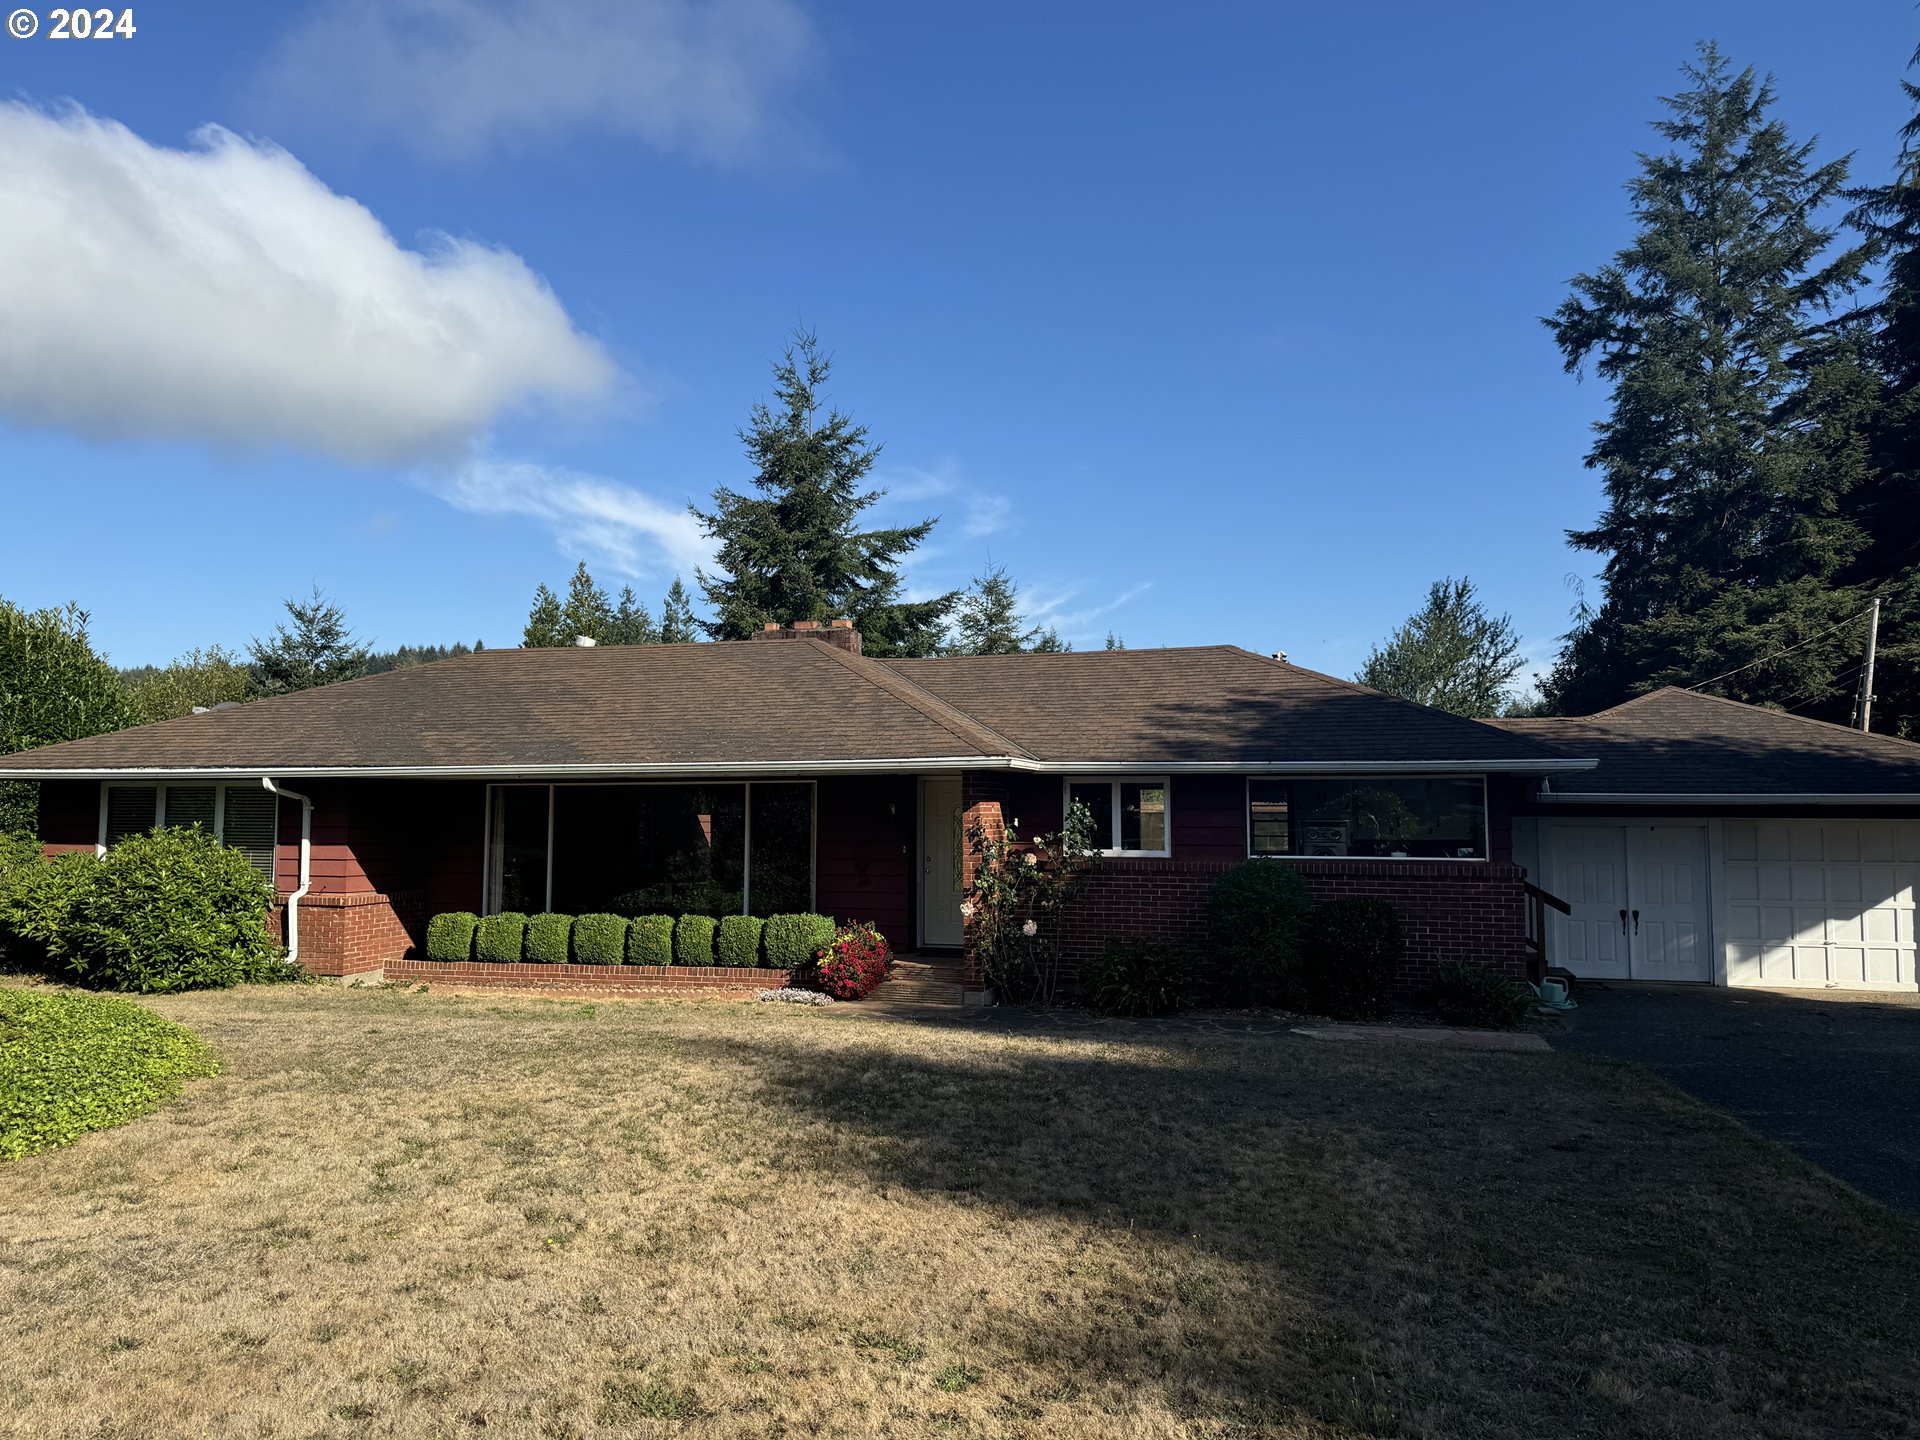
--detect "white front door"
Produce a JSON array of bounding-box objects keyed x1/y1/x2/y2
[
  {"x1": 1549, "y1": 823, "x2": 1712, "y2": 983},
  {"x1": 1625, "y1": 825, "x2": 1712, "y2": 982},
  {"x1": 921, "y1": 776, "x2": 964, "y2": 948}
]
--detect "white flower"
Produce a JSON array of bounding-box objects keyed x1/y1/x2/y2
[
  {"x1": 960, "y1": 900, "x2": 975, "y2": 919},
  {"x1": 1021, "y1": 919, "x2": 1038, "y2": 937},
  {"x1": 1024, "y1": 853, "x2": 1039, "y2": 867}
]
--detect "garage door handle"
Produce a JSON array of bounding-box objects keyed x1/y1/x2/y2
[
  {"x1": 1618, "y1": 908, "x2": 1628, "y2": 933},
  {"x1": 1631, "y1": 909, "x2": 1640, "y2": 934}
]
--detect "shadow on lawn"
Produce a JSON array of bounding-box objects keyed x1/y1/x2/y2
[{"x1": 709, "y1": 1024, "x2": 1920, "y2": 1440}]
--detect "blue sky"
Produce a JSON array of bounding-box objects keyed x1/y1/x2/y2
[{"x1": 0, "y1": 2, "x2": 1911, "y2": 682}]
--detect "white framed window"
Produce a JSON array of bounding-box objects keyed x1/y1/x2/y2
[
  {"x1": 1063, "y1": 776, "x2": 1171, "y2": 857},
  {"x1": 1244, "y1": 775, "x2": 1488, "y2": 861},
  {"x1": 97, "y1": 781, "x2": 279, "y2": 880}
]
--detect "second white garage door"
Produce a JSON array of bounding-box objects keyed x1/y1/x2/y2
[{"x1": 1724, "y1": 820, "x2": 1920, "y2": 990}]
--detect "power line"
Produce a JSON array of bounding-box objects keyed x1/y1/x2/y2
[{"x1": 1683, "y1": 606, "x2": 1873, "y2": 694}]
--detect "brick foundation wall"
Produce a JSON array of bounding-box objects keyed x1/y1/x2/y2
[
  {"x1": 271, "y1": 890, "x2": 425, "y2": 979},
  {"x1": 387, "y1": 959, "x2": 795, "y2": 995},
  {"x1": 1057, "y1": 858, "x2": 1531, "y2": 992}
]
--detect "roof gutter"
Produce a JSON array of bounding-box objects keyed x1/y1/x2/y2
[
  {"x1": 0, "y1": 756, "x2": 1599, "y2": 781},
  {"x1": 260, "y1": 777, "x2": 310, "y2": 967}
]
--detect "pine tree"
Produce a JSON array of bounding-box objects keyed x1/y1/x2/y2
[
  {"x1": 607, "y1": 586, "x2": 661, "y2": 646},
  {"x1": 1544, "y1": 44, "x2": 1872, "y2": 716},
  {"x1": 1104, "y1": 631, "x2": 1126, "y2": 651},
  {"x1": 947, "y1": 563, "x2": 1041, "y2": 654},
  {"x1": 249, "y1": 587, "x2": 372, "y2": 696},
  {"x1": 1031, "y1": 627, "x2": 1070, "y2": 652},
  {"x1": 558, "y1": 562, "x2": 613, "y2": 644},
  {"x1": 660, "y1": 578, "x2": 699, "y2": 644},
  {"x1": 1356, "y1": 578, "x2": 1525, "y2": 717},
  {"x1": 692, "y1": 331, "x2": 956, "y2": 657},
  {"x1": 522, "y1": 584, "x2": 565, "y2": 648}
]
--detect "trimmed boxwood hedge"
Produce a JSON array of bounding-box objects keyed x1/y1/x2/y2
[
  {"x1": 572, "y1": 914, "x2": 628, "y2": 966},
  {"x1": 525, "y1": 913, "x2": 572, "y2": 965},
  {"x1": 674, "y1": 914, "x2": 716, "y2": 967},
  {"x1": 426, "y1": 911, "x2": 478, "y2": 963},
  {"x1": 0, "y1": 988, "x2": 219, "y2": 1160},
  {"x1": 630, "y1": 915, "x2": 674, "y2": 967},
  {"x1": 474, "y1": 912, "x2": 527, "y2": 964},
  {"x1": 715, "y1": 914, "x2": 765, "y2": 967},
  {"x1": 763, "y1": 913, "x2": 836, "y2": 970}
]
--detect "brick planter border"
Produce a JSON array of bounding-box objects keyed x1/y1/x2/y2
[{"x1": 386, "y1": 957, "x2": 798, "y2": 993}]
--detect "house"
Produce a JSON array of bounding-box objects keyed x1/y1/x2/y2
[
  {"x1": 3, "y1": 624, "x2": 1914, "y2": 996},
  {"x1": 1494, "y1": 688, "x2": 1920, "y2": 991},
  {"x1": 0, "y1": 623, "x2": 1585, "y2": 995}
]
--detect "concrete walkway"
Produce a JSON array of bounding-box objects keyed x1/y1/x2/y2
[{"x1": 1549, "y1": 983, "x2": 1920, "y2": 1217}]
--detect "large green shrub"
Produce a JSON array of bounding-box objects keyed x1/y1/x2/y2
[
  {"x1": 629, "y1": 915, "x2": 674, "y2": 967},
  {"x1": 64, "y1": 829, "x2": 290, "y2": 993},
  {"x1": 715, "y1": 914, "x2": 765, "y2": 968},
  {"x1": 674, "y1": 914, "x2": 716, "y2": 967},
  {"x1": 1300, "y1": 898, "x2": 1402, "y2": 1020},
  {"x1": 1080, "y1": 937, "x2": 1194, "y2": 1016},
  {"x1": 525, "y1": 913, "x2": 573, "y2": 965},
  {"x1": 763, "y1": 913, "x2": 836, "y2": 970},
  {"x1": 0, "y1": 988, "x2": 219, "y2": 1159},
  {"x1": 1207, "y1": 862, "x2": 1312, "y2": 1007},
  {"x1": 0, "y1": 850, "x2": 97, "y2": 973},
  {"x1": 572, "y1": 914, "x2": 628, "y2": 966},
  {"x1": 425, "y1": 912, "x2": 478, "y2": 963},
  {"x1": 1433, "y1": 963, "x2": 1533, "y2": 1029},
  {"x1": 474, "y1": 912, "x2": 528, "y2": 964}
]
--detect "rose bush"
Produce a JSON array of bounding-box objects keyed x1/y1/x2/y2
[{"x1": 814, "y1": 923, "x2": 893, "y2": 1000}]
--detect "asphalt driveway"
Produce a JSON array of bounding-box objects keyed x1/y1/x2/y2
[{"x1": 1550, "y1": 983, "x2": 1920, "y2": 1217}]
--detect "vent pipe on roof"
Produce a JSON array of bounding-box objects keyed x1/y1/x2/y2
[
  {"x1": 1271, "y1": 651, "x2": 1288, "y2": 663},
  {"x1": 574, "y1": 635, "x2": 597, "y2": 647}
]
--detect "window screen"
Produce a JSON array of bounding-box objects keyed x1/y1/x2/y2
[
  {"x1": 162, "y1": 786, "x2": 217, "y2": 832},
  {"x1": 220, "y1": 786, "x2": 279, "y2": 879},
  {"x1": 104, "y1": 786, "x2": 158, "y2": 845}
]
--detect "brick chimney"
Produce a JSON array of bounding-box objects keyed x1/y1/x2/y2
[{"x1": 750, "y1": 618, "x2": 863, "y2": 655}]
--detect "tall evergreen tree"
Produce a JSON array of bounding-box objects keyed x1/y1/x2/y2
[
  {"x1": 0, "y1": 599, "x2": 139, "y2": 833},
  {"x1": 1544, "y1": 44, "x2": 1872, "y2": 716},
  {"x1": 660, "y1": 578, "x2": 699, "y2": 644},
  {"x1": 523, "y1": 584, "x2": 565, "y2": 648},
  {"x1": 1844, "y1": 44, "x2": 1920, "y2": 736},
  {"x1": 1104, "y1": 631, "x2": 1126, "y2": 651},
  {"x1": 1031, "y1": 627, "x2": 1070, "y2": 652},
  {"x1": 558, "y1": 562, "x2": 613, "y2": 644},
  {"x1": 607, "y1": 586, "x2": 660, "y2": 646},
  {"x1": 692, "y1": 332, "x2": 956, "y2": 657},
  {"x1": 947, "y1": 563, "x2": 1041, "y2": 655},
  {"x1": 249, "y1": 587, "x2": 371, "y2": 697},
  {"x1": 1356, "y1": 578, "x2": 1525, "y2": 717}
]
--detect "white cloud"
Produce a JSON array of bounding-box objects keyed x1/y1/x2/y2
[
  {"x1": 1025, "y1": 582, "x2": 1152, "y2": 643},
  {"x1": 0, "y1": 104, "x2": 617, "y2": 464},
  {"x1": 431, "y1": 458, "x2": 712, "y2": 579},
  {"x1": 877, "y1": 461, "x2": 1013, "y2": 539},
  {"x1": 254, "y1": 0, "x2": 818, "y2": 163}
]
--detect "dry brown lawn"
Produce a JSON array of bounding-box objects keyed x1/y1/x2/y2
[{"x1": 2, "y1": 984, "x2": 1917, "y2": 1440}]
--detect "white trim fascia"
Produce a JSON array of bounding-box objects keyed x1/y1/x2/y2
[
  {"x1": 1537, "y1": 792, "x2": 1920, "y2": 806},
  {"x1": 6, "y1": 756, "x2": 1600, "y2": 781}
]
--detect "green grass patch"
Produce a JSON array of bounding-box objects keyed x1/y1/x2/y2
[{"x1": 0, "y1": 987, "x2": 218, "y2": 1160}]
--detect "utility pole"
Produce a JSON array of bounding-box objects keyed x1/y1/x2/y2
[{"x1": 1856, "y1": 596, "x2": 1881, "y2": 733}]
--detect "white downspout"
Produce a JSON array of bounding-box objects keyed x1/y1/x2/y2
[{"x1": 261, "y1": 777, "x2": 311, "y2": 965}]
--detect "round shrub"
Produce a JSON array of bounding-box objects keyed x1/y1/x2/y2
[
  {"x1": 474, "y1": 912, "x2": 528, "y2": 964},
  {"x1": 65, "y1": 829, "x2": 291, "y2": 993},
  {"x1": 525, "y1": 913, "x2": 573, "y2": 965},
  {"x1": 1080, "y1": 937, "x2": 1194, "y2": 1016},
  {"x1": 0, "y1": 850, "x2": 98, "y2": 974},
  {"x1": 763, "y1": 913, "x2": 836, "y2": 971},
  {"x1": 1207, "y1": 862, "x2": 1312, "y2": 1007},
  {"x1": 1300, "y1": 898, "x2": 1402, "y2": 1020},
  {"x1": 715, "y1": 914, "x2": 765, "y2": 968},
  {"x1": 425, "y1": 912, "x2": 478, "y2": 963},
  {"x1": 1433, "y1": 963, "x2": 1534, "y2": 1029},
  {"x1": 629, "y1": 915, "x2": 674, "y2": 967},
  {"x1": 572, "y1": 914, "x2": 628, "y2": 966},
  {"x1": 815, "y1": 923, "x2": 892, "y2": 999},
  {"x1": 0, "y1": 988, "x2": 220, "y2": 1159},
  {"x1": 674, "y1": 914, "x2": 716, "y2": 967}
]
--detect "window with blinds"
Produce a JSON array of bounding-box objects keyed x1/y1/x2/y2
[{"x1": 100, "y1": 783, "x2": 279, "y2": 881}]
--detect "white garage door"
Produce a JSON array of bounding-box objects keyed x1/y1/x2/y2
[
  {"x1": 1724, "y1": 821, "x2": 1920, "y2": 990},
  {"x1": 1547, "y1": 823, "x2": 1712, "y2": 983}
]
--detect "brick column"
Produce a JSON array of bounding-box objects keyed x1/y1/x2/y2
[{"x1": 270, "y1": 891, "x2": 424, "y2": 983}]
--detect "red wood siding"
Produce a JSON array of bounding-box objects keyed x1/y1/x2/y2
[
  {"x1": 36, "y1": 780, "x2": 97, "y2": 853},
  {"x1": 815, "y1": 775, "x2": 914, "y2": 937}
]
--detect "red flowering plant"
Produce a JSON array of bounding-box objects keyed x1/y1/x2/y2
[{"x1": 813, "y1": 922, "x2": 894, "y2": 1000}]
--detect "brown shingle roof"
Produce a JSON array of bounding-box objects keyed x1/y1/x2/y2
[
  {"x1": 0, "y1": 638, "x2": 1588, "y2": 777},
  {"x1": 1487, "y1": 687, "x2": 1920, "y2": 797}
]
